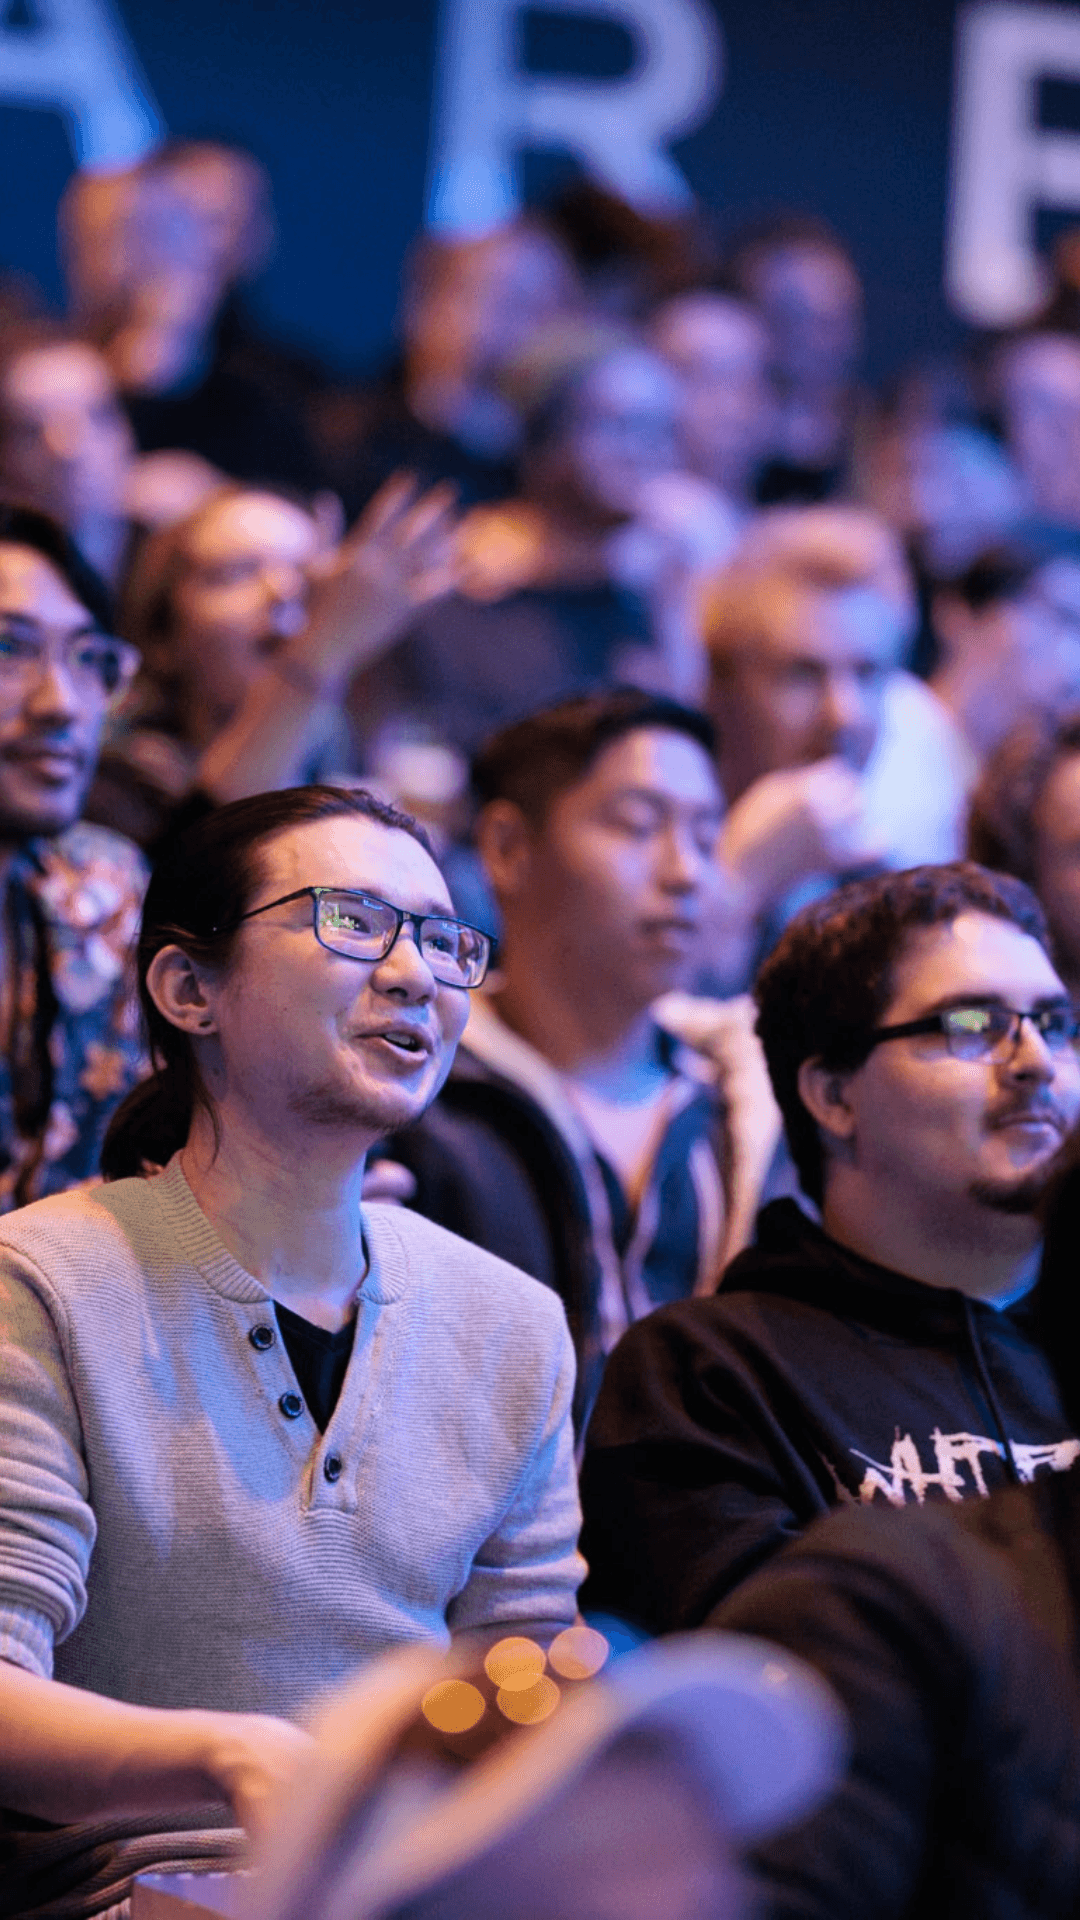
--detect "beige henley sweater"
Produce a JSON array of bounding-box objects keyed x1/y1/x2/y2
[{"x1": 0, "y1": 1157, "x2": 584, "y2": 1716}]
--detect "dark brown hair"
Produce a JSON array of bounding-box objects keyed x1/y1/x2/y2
[
  {"x1": 471, "y1": 686, "x2": 717, "y2": 827},
  {"x1": 755, "y1": 861, "x2": 1051, "y2": 1205},
  {"x1": 101, "y1": 785, "x2": 433, "y2": 1179}
]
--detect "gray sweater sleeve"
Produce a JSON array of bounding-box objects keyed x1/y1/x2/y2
[
  {"x1": 0, "y1": 1248, "x2": 95, "y2": 1676},
  {"x1": 447, "y1": 1315, "x2": 584, "y2": 1633}
]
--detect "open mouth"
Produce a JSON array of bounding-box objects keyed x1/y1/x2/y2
[{"x1": 367, "y1": 1029, "x2": 430, "y2": 1059}]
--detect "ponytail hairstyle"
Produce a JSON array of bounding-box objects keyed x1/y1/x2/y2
[{"x1": 101, "y1": 785, "x2": 433, "y2": 1181}]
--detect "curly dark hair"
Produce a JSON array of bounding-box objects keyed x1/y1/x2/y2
[{"x1": 755, "y1": 861, "x2": 1051, "y2": 1205}]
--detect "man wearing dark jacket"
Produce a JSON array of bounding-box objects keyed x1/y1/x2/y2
[
  {"x1": 382, "y1": 689, "x2": 780, "y2": 1430},
  {"x1": 579, "y1": 862, "x2": 1080, "y2": 1627},
  {"x1": 714, "y1": 1446, "x2": 1080, "y2": 1918}
]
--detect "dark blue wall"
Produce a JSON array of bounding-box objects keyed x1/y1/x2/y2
[{"x1": 0, "y1": 0, "x2": 1040, "y2": 382}]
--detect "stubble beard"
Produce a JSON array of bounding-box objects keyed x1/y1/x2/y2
[{"x1": 969, "y1": 1153, "x2": 1064, "y2": 1217}]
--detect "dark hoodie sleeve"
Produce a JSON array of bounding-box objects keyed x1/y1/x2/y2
[
  {"x1": 711, "y1": 1502, "x2": 1080, "y2": 1920},
  {"x1": 578, "y1": 1301, "x2": 835, "y2": 1631}
]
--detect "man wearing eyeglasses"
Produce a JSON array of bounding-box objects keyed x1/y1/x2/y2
[
  {"x1": 579, "y1": 861, "x2": 1080, "y2": 1632},
  {"x1": 0, "y1": 503, "x2": 144, "y2": 1208}
]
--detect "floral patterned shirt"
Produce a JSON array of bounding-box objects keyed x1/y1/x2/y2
[{"x1": 0, "y1": 821, "x2": 148, "y2": 1210}]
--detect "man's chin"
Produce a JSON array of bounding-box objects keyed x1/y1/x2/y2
[
  {"x1": 0, "y1": 773, "x2": 88, "y2": 843},
  {"x1": 970, "y1": 1154, "x2": 1066, "y2": 1216}
]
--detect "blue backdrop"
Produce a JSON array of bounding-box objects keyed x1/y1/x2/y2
[{"x1": 0, "y1": 0, "x2": 1067, "y2": 383}]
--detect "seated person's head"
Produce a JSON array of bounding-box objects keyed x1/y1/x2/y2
[
  {"x1": 508, "y1": 324, "x2": 680, "y2": 528},
  {"x1": 251, "y1": 1631, "x2": 842, "y2": 1920},
  {"x1": 473, "y1": 689, "x2": 723, "y2": 1023},
  {"x1": 120, "y1": 485, "x2": 327, "y2": 743},
  {"x1": 932, "y1": 540, "x2": 1080, "y2": 758},
  {"x1": 102, "y1": 784, "x2": 491, "y2": 1179},
  {"x1": 727, "y1": 215, "x2": 863, "y2": 391},
  {"x1": 0, "y1": 504, "x2": 136, "y2": 849},
  {"x1": 651, "y1": 289, "x2": 774, "y2": 501},
  {"x1": 969, "y1": 710, "x2": 1080, "y2": 994},
  {"x1": 755, "y1": 861, "x2": 1080, "y2": 1229},
  {"x1": 990, "y1": 330, "x2": 1080, "y2": 528},
  {"x1": 61, "y1": 141, "x2": 273, "y2": 393},
  {"x1": 401, "y1": 219, "x2": 580, "y2": 447},
  {"x1": 857, "y1": 415, "x2": 1023, "y2": 576},
  {"x1": 0, "y1": 324, "x2": 134, "y2": 542},
  {"x1": 701, "y1": 506, "x2": 916, "y2": 800}
]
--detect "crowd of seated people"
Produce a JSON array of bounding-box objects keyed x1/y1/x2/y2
[{"x1": 9, "y1": 133, "x2": 1080, "y2": 1920}]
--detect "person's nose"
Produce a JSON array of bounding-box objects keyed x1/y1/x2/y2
[
  {"x1": 23, "y1": 652, "x2": 83, "y2": 726},
  {"x1": 656, "y1": 823, "x2": 708, "y2": 895},
  {"x1": 369, "y1": 922, "x2": 438, "y2": 1004},
  {"x1": 262, "y1": 563, "x2": 308, "y2": 637},
  {"x1": 42, "y1": 413, "x2": 86, "y2": 464},
  {"x1": 1000, "y1": 1015, "x2": 1057, "y2": 1086},
  {"x1": 818, "y1": 668, "x2": 866, "y2": 750}
]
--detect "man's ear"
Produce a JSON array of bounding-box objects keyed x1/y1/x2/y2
[
  {"x1": 797, "y1": 1055, "x2": 858, "y2": 1145},
  {"x1": 145, "y1": 944, "x2": 218, "y2": 1037},
  {"x1": 474, "y1": 799, "x2": 536, "y2": 903}
]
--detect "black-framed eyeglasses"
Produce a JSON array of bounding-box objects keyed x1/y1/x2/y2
[
  {"x1": 868, "y1": 1002, "x2": 1080, "y2": 1062},
  {"x1": 222, "y1": 886, "x2": 493, "y2": 989}
]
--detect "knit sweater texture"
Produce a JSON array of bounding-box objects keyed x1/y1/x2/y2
[{"x1": 0, "y1": 1156, "x2": 584, "y2": 1712}]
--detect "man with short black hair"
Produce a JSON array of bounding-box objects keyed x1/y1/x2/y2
[
  {"x1": 0, "y1": 504, "x2": 145, "y2": 1206},
  {"x1": 382, "y1": 688, "x2": 776, "y2": 1429},
  {"x1": 580, "y1": 861, "x2": 1080, "y2": 1630}
]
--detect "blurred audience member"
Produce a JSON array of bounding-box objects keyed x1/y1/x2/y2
[
  {"x1": 931, "y1": 539, "x2": 1080, "y2": 770},
  {"x1": 250, "y1": 1634, "x2": 843, "y2": 1920},
  {"x1": 969, "y1": 709, "x2": 1080, "y2": 996},
  {"x1": 0, "y1": 321, "x2": 225, "y2": 588},
  {"x1": 580, "y1": 863, "x2": 1080, "y2": 1629},
  {"x1": 858, "y1": 414, "x2": 1024, "y2": 579},
  {"x1": 0, "y1": 506, "x2": 144, "y2": 1209},
  {"x1": 546, "y1": 179, "x2": 718, "y2": 318},
  {"x1": 381, "y1": 690, "x2": 778, "y2": 1429},
  {"x1": 990, "y1": 329, "x2": 1080, "y2": 530},
  {"x1": 348, "y1": 326, "x2": 694, "y2": 762},
  {"x1": 701, "y1": 505, "x2": 968, "y2": 988},
  {"x1": 717, "y1": 1455, "x2": 1080, "y2": 1918},
  {"x1": 651, "y1": 288, "x2": 775, "y2": 510},
  {"x1": 329, "y1": 218, "x2": 581, "y2": 513},
  {"x1": 87, "y1": 475, "x2": 459, "y2": 849},
  {"x1": 60, "y1": 144, "x2": 326, "y2": 490},
  {"x1": 728, "y1": 215, "x2": 864, "y2": 504},
  {"x1": 0, "y1": 323, "x2": 136, "y2": 584}
]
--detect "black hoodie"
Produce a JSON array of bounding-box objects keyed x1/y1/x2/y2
[{"x1": 578, "y1": 1198, "x2": 1080, "y2": 1631}]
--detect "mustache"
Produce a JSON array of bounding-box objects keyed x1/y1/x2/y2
[{"x1": 986, "y1": 1096, "x2": 1072, "y2": 1134}]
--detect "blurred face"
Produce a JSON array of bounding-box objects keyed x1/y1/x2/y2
[
  {"x1": 998, "y1": 335, "x2": 1080, "y2": 526},
  {"x1": 0, "y1": 343, "x2": 134, "y2": 529},
  {"x1": 496, "y1": 728, "x2": 724, "y2": 1012},
  {"x1": 835, "y1": 912, "x2": 1080, "y2": 1217},
  {"x1": 653, "y1": 295, "x2": 774, "y2": 497},
  {"x1": 426, "y1": 1748, "x2": 742, "y2": 1920},
  {"x1": 167, "y1": 492, "x2": 321, "y2": 726},
  {"x1": 710, "y1": 583, "x2": 902, "y2": 793},
  {"x1": 0, "y1": 543, "x2": 128, "y2": 842},
  {"x1": 952, "y1": 560, "x2": 1080, "y2": 726},
  {"x1": 1033, "y1": 751, "x2": 1080, "y2": 987},
  {"x1": 412, "y1": 227, "x2": 579, "y2": 392},
  {"x1": 553, "y1": 349, "x2": 680, "y2": 523},
  {"x1": 747, "y1": 243, "x2": 863, "y2": 387},
  {"x1": 198, "y1": 816, "x2": 470, "y2": 1142}
]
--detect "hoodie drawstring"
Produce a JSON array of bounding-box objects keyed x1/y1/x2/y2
[{"x1": 962, "y1": 1295, "x2": 1022, "y2": 1485}]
